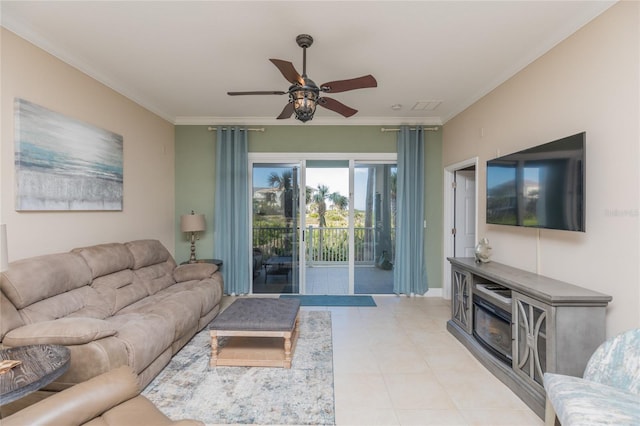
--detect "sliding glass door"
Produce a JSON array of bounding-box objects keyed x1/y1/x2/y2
[
  {"x1": 353, "y1": 163, "x2": 396, "y2": 294},
  {"x1": 304, "y1": 161, "x2": 350, "y2": 294},
  {"x1": 250, "y1": 155, "x2": 396, "y2": 295},
  {"x1": 251, "y1": 163, "x2": 300, "y2": 294}
]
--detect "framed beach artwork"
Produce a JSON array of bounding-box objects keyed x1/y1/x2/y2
[{"x1": 14, "y1": 98, "x2": 123, "y2": 211}]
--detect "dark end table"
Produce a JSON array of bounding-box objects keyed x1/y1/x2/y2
[
  {"x1": 0, "y1": 345, "x2": 70, "y2": 406},
  {"x1": 180, "y1": 259, "x2": 223, "y2": 269}
]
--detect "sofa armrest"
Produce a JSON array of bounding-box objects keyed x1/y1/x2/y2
[
  {"x1": 174, "y1": 263, "x2": 218, "y2": 282},
  {"x1": 3, "y1": 317, "x2": 117, "y2": 346},
  {"x1": 1, "y1": 366, "x2": 139, "y2": 426},
  {"x1": 544, "y1": 373, "x2": 640, "y2": 426},
  {"x1": 89, "y1": 395, "x2": 204, "y2": 426}
]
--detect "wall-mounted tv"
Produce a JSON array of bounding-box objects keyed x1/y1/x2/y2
[{"x1": 486, "y1": 132, "x2": 585, "y2": 232}]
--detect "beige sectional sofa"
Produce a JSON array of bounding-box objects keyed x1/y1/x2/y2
[{"x1": 0, "y1": 239, "x2": 223, "y2": 391}]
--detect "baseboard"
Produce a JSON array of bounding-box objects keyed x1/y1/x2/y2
[{"x1": 424, "y1": 288, "x2": 443, "y2": 297}]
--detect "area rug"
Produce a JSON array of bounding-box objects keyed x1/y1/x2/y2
[
  {"x1": 142, "y1": 311, "x2": 334, "y2": 425},
  {"x1": 279, "y1": 294, "x2": 376, "y2": 307}
]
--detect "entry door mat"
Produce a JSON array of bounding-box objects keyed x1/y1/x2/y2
[
  {"x1": 280, "y1": 294, "x2": 377, "y2": 307},
  {"x1": 142, "y1": 311, "x2": 334, "y2": 425}
]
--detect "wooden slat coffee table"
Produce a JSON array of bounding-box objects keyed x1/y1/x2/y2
[{"x1": 209, "y1": 298, "x2": 301, "y2": 368}]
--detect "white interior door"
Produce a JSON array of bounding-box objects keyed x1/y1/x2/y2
[{"x1": 454, "y1": 169, "x2": 477, "y2": 257}]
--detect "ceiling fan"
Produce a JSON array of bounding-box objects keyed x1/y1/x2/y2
[{"x1": 227, "y1": 34, "x2": 377, "y2": 123}]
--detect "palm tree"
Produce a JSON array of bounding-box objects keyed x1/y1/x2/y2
[
  {"x1": 310, "y1": 184, "x2": 349, "y2": 262},
  {"x1": 313, "y1": 185, "x2": 330, "y2": 227},
  {"x1": 311, "y1": 185, "x2": 349, "y2": 226},
  {"x1": 267, "y1": 170, "x2": 295, "y2": 256},
  {"x1": 330, "y1": 193, "x2": 349, "y2": 211},
  {"x1": 364, "y1": 167, "x2": 375, "y2": 228},
  {"x1": 267, "y1": 170, "x2": 295, "y2": 218},
  {"x1": 268, "y1": 170, "x2": 292, "y2": 195}
]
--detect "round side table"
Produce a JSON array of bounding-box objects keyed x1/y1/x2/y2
[{"x1": 0, "y1": 344, "x2": 70, "y2": 406}]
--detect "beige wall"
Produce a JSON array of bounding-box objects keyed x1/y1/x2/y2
[
  {"x1": 1, "y1": 29, "x2": 176, "y2": 261},
  {"x1": 443, "y1": 2, "x2": 640, "y2": 336}
]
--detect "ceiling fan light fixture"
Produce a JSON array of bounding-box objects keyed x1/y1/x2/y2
[
  {"x1": 291, "y1": 89, "x2": 318, "y2": 123},
  {"x1": 227, "y1": 34, "x2": 376, "y2": 121}
]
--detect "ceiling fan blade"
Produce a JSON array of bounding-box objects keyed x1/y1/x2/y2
[
  {"x1": 276, "y1": 103, "x2": 295, "y2": 120},
  {"x1": 320, "y1": 75, "x2": 377, "y2": 93},
  {"x1": 318, "y1": 97, "x2": 358, "y2": 118},
  {"x1": 269, "y1": 59, "x2": 304, "y2": 85},
  {"x1": 227, "y1": 91, "x2": 286, "y2": 96}
]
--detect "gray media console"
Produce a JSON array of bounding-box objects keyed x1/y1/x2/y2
[{"x1": 446, "y1": 257, "x2": 612, "y2": 419}]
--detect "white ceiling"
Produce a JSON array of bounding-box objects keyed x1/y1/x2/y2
[{"x1": 1, "y1": 1, "x2": 616, "y2": 126}]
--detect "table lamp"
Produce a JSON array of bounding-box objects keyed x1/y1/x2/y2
[{"x1": 180, "y1": 211, "x2": 205, "y2": 263}]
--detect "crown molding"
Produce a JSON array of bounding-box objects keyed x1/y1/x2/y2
[
  {"x1": 1, "y1": 21, "x2": 175, "y2": 124},
  {"x1": 173, "y1": 116, "x2": 443, "y2": 126}
]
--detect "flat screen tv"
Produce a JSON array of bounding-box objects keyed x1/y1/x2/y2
[{"x1": 486, "y1": 132, "x2": 585, "y2": 232}]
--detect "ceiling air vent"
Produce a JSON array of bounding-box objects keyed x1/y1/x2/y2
[{"x1": 411, "y1": 100, "x2": 442, "y2": 111}]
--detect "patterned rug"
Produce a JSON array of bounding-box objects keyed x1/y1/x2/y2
[{"x1": 142, "y1": 311, "x2": 334, "y2": 425}]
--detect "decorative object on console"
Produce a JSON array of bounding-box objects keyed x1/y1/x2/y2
[
  {"x1": 474, "y1": 237, "x2": 492, "y2": 263},
  {"x1": 180, "y1": 211, "x2": 206, "y2": 263}
]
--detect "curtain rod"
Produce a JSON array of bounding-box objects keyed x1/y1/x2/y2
[
  {"x1": 381, "y1": 126, "x2": 439, "y2": 132},
  {"x1": 207, "y1": 127, "x2": 265, "y2": 132}
]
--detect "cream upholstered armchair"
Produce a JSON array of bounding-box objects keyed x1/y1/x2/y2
[
  {"x1": 2, "y1": 366, "x2": 204, "y2": 426},
  {"x1": 543, "y1": 328, "x2": 640, "y2": 426}
]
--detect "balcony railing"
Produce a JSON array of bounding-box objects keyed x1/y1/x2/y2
[{"x1": 253, "y1": 226, "x2": 394, "y2": 265}]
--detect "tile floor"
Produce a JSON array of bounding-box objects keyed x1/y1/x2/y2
[
  {"x1": 308, "y1": 295, "x2": 543, "y2": 426},
  {"x1": 220, "y1": 295, "x2": 543, "y2": 425}
]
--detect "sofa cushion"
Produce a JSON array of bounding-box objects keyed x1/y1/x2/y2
[
  {"x1": 174, "y1": 263, "x2": 218, "y2": 282},
  {"x1": 133, "y1": 263, "x2": 175, "y2": 295},
  {"x1": 161, "y1": 277, "x2": 223, "y2": 318},
  {"x1": 91, "y1": 270, "x2": 148, "y2": 315},
  {"x1": 125, "y1": 240, "x2": 175, "y2": 270},
  {"x1": 117, "y1": 289, "x2": 202, "y2": 341},
  {"x1": 0, "y1": 291, "x2": 25, "y2": 341},
  {"x1": 126, "y1": 240, "x2": 177, "y2": 295},
  {"x1": 18, "y1": 286, "x2": 103, "y2": 323},
  {"x1": 73, "y1": 243, "x2": 134, "y2": 279},
  {"x1": 107, "y1": 313, "x2": 174, "y2": 374},
  {"x1": 1, "y1": 252, "x2": 92, "y2": 309},
  {"x1": 3, "y1": 317, "x2": 117, "y2": 346}
]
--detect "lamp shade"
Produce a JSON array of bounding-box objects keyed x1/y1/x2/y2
[
  {"x1": 180, "y1": 213, "x2": 206, "y2": 233},
  {"x1": 1, "y1": 224, "x2": 8, "y2": 272}
]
